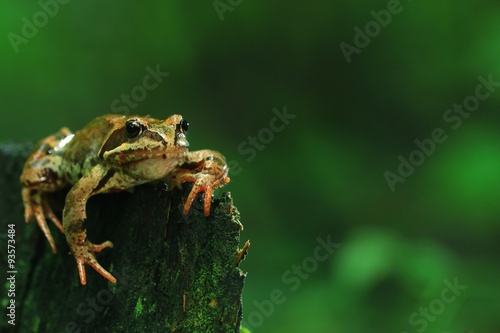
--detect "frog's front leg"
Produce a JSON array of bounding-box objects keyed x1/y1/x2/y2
[
  {"x1": 174, "y1": 150, "x2": 230, "y2": 216},
  {"x1": 63, "y1": 165, "x2": 116, "y2": 285}
]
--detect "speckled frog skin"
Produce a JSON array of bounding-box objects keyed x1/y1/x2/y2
[{"x1": 20, "y1": 114, "x2": 229, "y2": 284}]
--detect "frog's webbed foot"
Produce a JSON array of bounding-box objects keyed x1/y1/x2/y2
[
  {"x1": 179, "y1": 152, "x2": 230, "y2": 216},
  {"x1": 72, "y1": 240, "x2": 116, "y2": 285},
  {"x1": 22, "y1": 188, "x2": 64, "y2": 253}
]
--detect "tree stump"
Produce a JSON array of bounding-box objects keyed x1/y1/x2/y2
[{"x1": 0, "y1": 142, "x2": 249, "y2": 333}]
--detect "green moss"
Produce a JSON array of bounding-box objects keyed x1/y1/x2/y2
[
  {"x1": 135, "y1": 297, "x2": 144, "y2": 318},
  {"x1": 103, "y1": 306, "x2": 110, "y2": 317},
  {"x1": 240, "y1": 326, "x2": 252, "y2": 333}
]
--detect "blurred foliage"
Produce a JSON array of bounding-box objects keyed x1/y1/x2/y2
[{"x1": 1, "y1": 1, "x2": 500, "y2": 332}]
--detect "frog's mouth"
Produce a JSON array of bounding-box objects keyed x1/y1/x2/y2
[
  {"x1": 135, "y1": 147, "x2": 188, "y2": 162},
  {"x1": 105, "y1": 145, "x2": 188, "y2": 165},
  {"x1": 127, "y1": 149, "x2": 189, "y2": 180}
]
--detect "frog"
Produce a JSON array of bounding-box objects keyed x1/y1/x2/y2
[{"x1": 20, "y1": 114, "x2": 230, "y2": 285}]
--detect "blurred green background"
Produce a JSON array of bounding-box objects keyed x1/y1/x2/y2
[{"x1": 1, "y1": 1, "x2": 500, "y2": 332}]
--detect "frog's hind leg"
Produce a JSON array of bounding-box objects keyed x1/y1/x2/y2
[
  {"x1": 22, "y1": 188, "x2": 62, "y2": 253},
  {"x1": 20, "y1": 127, "x2": 71, "y2": 252}
]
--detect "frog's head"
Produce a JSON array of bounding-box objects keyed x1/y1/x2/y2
[{"x1": 100, "y1": 114, "x2": 190, "y2": 179}]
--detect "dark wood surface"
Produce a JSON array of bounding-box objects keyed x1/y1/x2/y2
[{"x1": 0, "y1": 142, "x2": 248, "y2": 333}]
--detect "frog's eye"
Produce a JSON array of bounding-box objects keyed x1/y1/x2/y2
[
  {"x1": 179, "y1": 119, "x2": 189, "y2": 133},
  {"x1": 125, "y1": 120, "x2": 142, "y2": 139}
]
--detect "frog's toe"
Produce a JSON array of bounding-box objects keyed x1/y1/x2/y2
[
  {"x1": 76, "y1": 258, "x2": 88, "y2": 285},
  {"x1": 183, "y1": 182, "x2": 213, "y2": 216},
  {"x1": 32, "y1": 201, "x2": 58, "y2": 253},
  {"x1": 91, "y1": 240, "x2": 114, "y2": 253},
  {"x1": 86, "y1": 259, "x2": 117, "y2": 284},
  {"x1": 23, "y1": 205, "x2": 33, "y2": 223},
  {"x1": 43, "y1": 199, "x2": 64, "y2": 233},
  {"x1": 183, "y1": 183, "x2": 204, "y2": 215},
  {"x1": 201, "y1": 186, "x2": 213, "y2": 217},
  {"x1": 75, "y1": 251, "x2": 116, "y2": 285}
]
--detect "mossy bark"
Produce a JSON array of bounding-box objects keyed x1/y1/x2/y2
[{"x1": 0, "y1": 142, "x2": 248, "y2": 333}]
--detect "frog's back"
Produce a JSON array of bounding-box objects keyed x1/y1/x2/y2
[
  {"x1": 61, "y1": 115, "x2": 125, "y2": 183},
  {"x1": 21, "y1": 114, "x2": 129, "y2": 189}
]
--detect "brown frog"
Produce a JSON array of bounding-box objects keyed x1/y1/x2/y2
[{"x1": 20, "y1": 114, "x2": 229, "y2": 285}]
